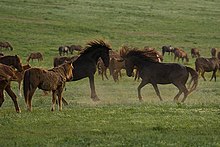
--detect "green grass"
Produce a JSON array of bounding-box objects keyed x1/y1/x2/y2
[{"x1": 0, "y1": 0, "x2": 220, "y2": 146}]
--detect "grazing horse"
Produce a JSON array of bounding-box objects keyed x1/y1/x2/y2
[
  {"x1": 0, "y1": 42, "x2": 13, "y2": 51},
  {"x1": 195, "y1": 57, "x2": 219, "y2": 81},
  {"x1": 162, "y1": 45, "x2": 174, "y2": 56},
  {"x1": 0, "y1": 64, "x2": 20, "y2": 112},
  {"x1": 27, "y1": 52, "x2": 43, "y2": 62},
  {"x1": 23, "y1": 62, "x2": 73, "y2": 111},
  {"x1": 0, "y1": 55, "x2": 23, "y2": 72},
  {"x1": 121, "y1": 49, "x2": 198, "y2": 102},
  {"x1": 97, "y1": 58, "x2": 109, "y2": 80},
  {"x1": 191, "y1": 48, "x2": 200, "y2": 58},
  {"x1": 174, "y1": 48, "x2": 189, "y2": 62},
  {"x1": 71, "y1": 39, "x2": 112, "y2": 101},
  {"x1": 58, "y1": 46, "x2": 69, "y2": 56},
  {"x1": 68, "y1": 45, "x2": 83, "y2": 54}
]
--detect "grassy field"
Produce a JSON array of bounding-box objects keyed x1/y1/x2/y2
[{"x1": 0, "y1": 0, "x2": 220, "y2": 146}]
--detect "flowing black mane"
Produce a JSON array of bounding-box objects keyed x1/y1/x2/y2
[
  {"x1": 80, "y1": 40, "x2": 110, "y2": 55},
  {"x1": 125, "y1": 49, "x2": 157, "y2": 62}
]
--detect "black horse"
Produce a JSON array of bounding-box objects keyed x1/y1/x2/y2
[
  {"x1": 58, "y1": 46, "x2": 69, "y2": 56},
  {"x1": 162, "y1": 45, "x2": 174, "y2": 56},
  {"x1": 121, "y1": 49, "x2": 198, "y2": 102},
  {"x1": 71, "y1": 39, "x2": 112, "y2": 101}
]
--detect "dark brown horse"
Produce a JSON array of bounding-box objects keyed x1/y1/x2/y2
[
  {"x1": 195, "y1": 57, "x2": 219, "y2": 81},
  {"x1": 0, "y1": 64, "x2": 20, "y2": 112},
  {"x1": 162, "y1": 45, "x2": 174, "y2": 56},
  {"x1": 68, "y1": 45, "x2": 83, "y2": 54},
  {"x1": 58, "y1": 46, "x2": 69, "y2": 56},
  {"x1": 70, "y1": 39, "x2": 112, "y2": 101},
  {"x1": 0, "y1": 42, "x2": 13, "y2": 51},
  {"x1": 0, "y1": 55, "x2": 23, "y2": 72},
  {"x1": 23, "y1": 62, "x2": 73, "y2": 111},
  {"x1": 121, "y1": 49, "x2": 198, "y2": 102},
  {"x1": 191, "y1": 48, "x2": 200, "y2": 58},
  {"x1": 211, "y1": 48, "x2": 217, "y2": 57},
  {"x1": 27, "y1": 52, "x2": 43, "y2": 62}
]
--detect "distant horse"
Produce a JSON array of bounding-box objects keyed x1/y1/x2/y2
[
  {"x1": 15, "y1": 64, "x2": 31, "y2": 97},
  {"x1": 211, "y1": 48, "x2": 217, "y2": 57},
  {"x1": 0, "y1": 53, "x2": 4, "y2": 57},
  {"x1": 58, "y1": 46, "x2": 69, "y2": 56},
  {"x1": 191, "y1": 48, "x2": 200, "y2": 58},
  {"x1": 54, "y1": 56, "x2": 78, "y2": 67},
  {"x1": 174, "y1": 48, "x2": 189, "y2": 62},
  {"x1": 97, "y1": 58, "x2": 109, "y2": 80},
  {"x1": 120, "y1": 49, "x2": 198, "y2": 102},
  {"x1": 0, "y1": 64, "x2": 20, "y2": 112},
  {"x1": 70, "y1": 39, "x2": 112, "y2": 101},
  {"x1": 0, "y1": 42, "x2": 13, "y2": 51},
  {"x1": 0, "y1": 55, "x2": 23, "y2": 72},
  {"x1": 68, "y1": 45, "x2": 83, "y2": 54},
  {"x1": 195, "y1": 57, "x2": 219, "y2": 81},
  {"x1": 162, "y1": 45, "x2": 174, "y2": 56},
  {"x1": 23, "y1": 62, "x2": 73, "y2": 111},
  {"x1": 27, "y1": 52, "x2": 43, "y2": 62}
]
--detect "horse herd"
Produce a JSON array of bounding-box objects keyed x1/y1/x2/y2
[{"x1": 0, "y1": 40, "x2": 219, "y2": 113}]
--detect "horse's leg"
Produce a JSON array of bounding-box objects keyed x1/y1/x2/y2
[
  {"x1": 104, "y1": 68, "x2": 108, "y2": 80},
  {"x1": 137, "y1": 80, "x2": 148, "y2": 101},
  {"x1": 5, "y1": 84, "x2": 21, "y2": 113},
  {"x1": 89, "y1": 76, "x2": 99, "y2": 101},
  {"x1": 18, "y1": 81, "x2": 22, "y2": 97},
  {"x1": 151, "y1": 83, "x2": 163, "y2": 101},
  {"x1": 201, "y1": 70, "x2": 206, "y2": 81},
  {"x1": 210, "y1": 70, "x2": 217, "y2": 82},
  {"x1": 181, "y1": 84, "x2": 189, "y2": 102},
  {"x1": 57, "y1": 89, "x2": 63, "y2": 111},
  {"x1": 26, "y1": 87, "x2": 37, "y2": 111},
  {"x1": 0, "y1": 89, "x2": 5, "y2": 107},
  {"x1": 51, "y1": 91, "x2": 56, "y2": 111}
]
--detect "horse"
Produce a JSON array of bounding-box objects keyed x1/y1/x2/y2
[
  {"x1": 173, "y1": 48, "x2": 189, "y2": 63},
  {"x1": 97, "y1": 58, "x2": 109, "y2": 80},
  {"x1": 68, "y1": 45, "x2": 83, "y2": 54},
  {"x1": 195, "y1": 57, "x2": 219, "y2": 81},
  {"x1": 162, "y1": 45, "x2": 174, "y2": 56},
  {"x1": 70, "y1": 39, "x2": 112, "y2": 101},
  {"x1": 53, "y1": 56, "x2": 78, "y2": 67},
  {"x1": 211, "y1": 48, "x2": 217, "y2": 57},
  {"x1": 58, "y1": 46, "x2": 69, "y2": 56},
  {"x1": 0, "y1": 64, "x2": 20, "y2": 112},
  {"x1": 0, "y1": 53, "x2": 4, "y2": 57},
  {"x1": 0, "y1": 55, "x2": 23, "y2": 72},
  {"x1": 191, "y1": 48, "x2": 200, "y2": 58},
  {"x1": 23, "y1": 62, "x2": 73, "y2": 111},
  {"x1": 14, "y1": 64, "x2": 31, "y2": 97},
  {"x1": 27, "y1": 52, "x2": 43, "y2": 63},
  {"x1": 0, "y1": 42, "x2": 13, "y2": 51},
  {"x1": 120, "y1": 49, "x2": 198, "y2": 102}
]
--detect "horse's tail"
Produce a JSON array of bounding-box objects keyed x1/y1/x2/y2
[
  {"x1": 186, "y1": 66, "x2": 198, "y2": 94},
  {"x1": 23, "y1": 70, "x2": 31, "y2": 105}
]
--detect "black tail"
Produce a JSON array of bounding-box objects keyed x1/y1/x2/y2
[
  {"x1": 23, "y1": 70, "x2": 30, "y2": 104},
  {"x1": 186, "y1": 66, "x2": 198, "y2": 94}
]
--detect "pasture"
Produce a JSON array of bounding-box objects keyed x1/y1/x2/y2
[{"x1": 0, "y1": 0, "x2": 220, "y2": 146}]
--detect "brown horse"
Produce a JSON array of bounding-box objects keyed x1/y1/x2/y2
[
  {"x1": 97, "y1": 58, "x2": 109, "y2": 80},
  {"x1": 70, "y1": 39, "x2": 112, "y2": 101},
  {"x1": 15, "y1": 64, "x2": 31, "y2": 97},
  {"x1": 121, "y1": 49, "x2": 198, "y2": 102},
  {"x1": 23, "y1": 62, "x2": 73, "y2": 111},
  {"x1": 0, "y1": 55, "x2": 23, "y2": 72},
  {"x1": 0, "y1": 42, "x2": 13, "y2": 51},
  {"x1": 191, "y1": 48, "x2": 200, "y2": 58},
  {"x1": 195, "y1": 57, "x2": 219, "y2": 81},
  {"x1": 53, "y1": 56, "x2": 78, "y2": 67},
  {"x1": 27, "y1": 52, "x2": 43, "y2": 62},
  {"x1": 174, "y1": 48, "x2": 189, "y2": 62},
  {"x1": 0, "y1": 64, "x2": 20, "y2": 112}
]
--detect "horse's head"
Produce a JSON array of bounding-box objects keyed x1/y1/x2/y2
[
  {"x1": 63, "y1": 62, "x2": 74, "y2": 81},
  {"x1": 14, "y1": 55, "x2": 23, "y2": 72},
  {"x1": 100, "y1": 46, "x2": 112, "y2": 67}
]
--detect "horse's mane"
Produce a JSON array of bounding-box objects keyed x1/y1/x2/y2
[
  {"x1": 80, "y1": 40, "x2": 110, "y2": 55},
  {"x1": 121, "y1": 49, "x2": 159, "y2": 62}
]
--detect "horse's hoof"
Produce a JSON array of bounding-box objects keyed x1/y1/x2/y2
[
  {"x1": 16, "y1": 108, "x2": 21, "y2": 113},
  {"x1": 92, "y1": 97, "x2": 100, "y2": 102}
]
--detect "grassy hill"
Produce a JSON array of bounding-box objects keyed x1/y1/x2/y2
[{"x1": 0, "y1": 0, "x2": 220, "y2": 146}]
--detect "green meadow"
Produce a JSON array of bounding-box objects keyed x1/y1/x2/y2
[{"x1": 0, "y1": 0, "x2": 220, "y2": 146}]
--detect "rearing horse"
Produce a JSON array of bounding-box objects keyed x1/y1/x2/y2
[{"x1": 71, "y1": 39, "x2": 112, "y2": 101}]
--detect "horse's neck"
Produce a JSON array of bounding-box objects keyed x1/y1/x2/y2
[{"x1": 79, "y1": 51, "x2": 100, "y2": 64}]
